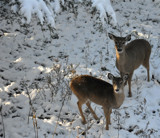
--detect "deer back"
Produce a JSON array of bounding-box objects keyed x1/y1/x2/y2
[
  {"x1": 123, "y1": 39, "x2": 151, "y2": 70},
  {"x1": 70, "y1": 75, "x2": 116, "y2": 106}
]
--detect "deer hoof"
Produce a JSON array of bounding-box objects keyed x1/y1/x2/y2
[
  {"x1": 105, "y1": 126, "x2": 109, "y2": 130},
  {"x1": 128, "y1": 93, "x2": 132, "y2": 97},
  {"x1": 81, "y1": 120, "x2": 87, "y2": 125},
  {"x1": 94, "y1": 115, "x2": 99, "y2": 120}
]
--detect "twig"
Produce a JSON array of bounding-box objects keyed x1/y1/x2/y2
[
  {"x1": 28, "y1": 107, "x2": 31, "y2": 124},
  {"x1": 53, "y1": 88, "x2": 70, "y2": 138},
  {"x1": 22, "y1": 81, "x2": 38, "y2": 138},
  {"x1": 114, "y1": 110, "x2": 120, "y2": 138},
  {"x1": 23, "y1": 83, "x2": 35, "y2": 121},
  {"x1": 76, "y1": 122, "x2": 94, "y2": 138},
  {"x1": 0, "y1": 105, "x2": 5, "y2": 138},
  {"x1": 84, "y1": 44, "x2": 89, "y2": 73},
  {"x1": 33, "y1": 114, "x2": 38, "y2": 138}
]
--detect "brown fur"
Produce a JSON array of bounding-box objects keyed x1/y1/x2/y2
[
  {"x1": 109, "y1": 33, "x2": 151, "y2": 97},
  {"x1": 69, "y1": 73, "x2": 128, "y2": 130}
]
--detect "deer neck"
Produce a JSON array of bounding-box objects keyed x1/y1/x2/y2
[
  {"x1": 116, "y1": 49, "x2": 127, "y2": 65},
  {"x1": 114, "y1": 88, "x2": 125, "y2": 108}
]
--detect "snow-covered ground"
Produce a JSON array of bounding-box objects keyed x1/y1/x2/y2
[{"x1": 0, "y1": 0, "x2": 160, "y2": 138}]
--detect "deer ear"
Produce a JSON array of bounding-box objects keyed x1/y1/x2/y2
[
  {"x1": 108, "y1": 73, "x2": 114, "y2": 80},
  {"x1": 108, "y1": 33, "x2": 115, "y2": 40},
  {"x1": 125, "y1": 35, "x2": 131, "y2": 41},
  {"x1": 123, "y1": 74, "x2": 129, "y2": 81}
]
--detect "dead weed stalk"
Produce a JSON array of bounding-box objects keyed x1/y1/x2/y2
[
  {"x1": 22, "y1": 82, "x2": 38, "y2": 138},
  {"x1": 0, "y1": 105, "x2": 5, "y2": 138}
]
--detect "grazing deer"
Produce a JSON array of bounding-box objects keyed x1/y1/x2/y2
[
  {"x1": 70, "y1": 73, "x2": 128, "y2": 130},
  {"x1": 108, "y1": 33, "x2": 151, "y2": 97}
]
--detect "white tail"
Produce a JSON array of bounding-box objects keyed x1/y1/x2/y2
[
  {"x1": 70, "y1": 73, "x2": 128, "y2": 130},
  {"x1": 108, "y1": 33, "x2": 151, "y2": 97}
]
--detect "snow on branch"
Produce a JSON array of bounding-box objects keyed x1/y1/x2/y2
[
  {"x1": 10, "y1": 0, "x2": 117, "y2": 28},
  {"x1": 92, "y1": 0, "x2": 117, "y2": 26},
  {"x1": 10, "y1": 0, "x2": 60, "y2": 28}
]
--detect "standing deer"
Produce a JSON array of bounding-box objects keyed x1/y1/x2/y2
[
  {"x1": 70, "y1": 73, "x2": 128, "y2": 130},
  {"x1": 108, "y1": 33, "x2": 151, "y2": 97}
]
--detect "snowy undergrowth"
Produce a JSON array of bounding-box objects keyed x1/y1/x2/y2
[
  {"x1": 0, "y1": 0, "x2": 160, "y2": 138},
  {"x1": 9, "y1": 0, "x2": 117, "y2": 28}
]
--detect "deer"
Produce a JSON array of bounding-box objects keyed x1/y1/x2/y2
[
  {"x1": 69, "y1": 73, "x2": 128, "y2": 130},
  {"x1": 108, "y1": 33, "x2": 151, "y2": 97}
]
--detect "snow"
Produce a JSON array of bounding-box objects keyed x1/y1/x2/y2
[
  {"x1": 0, "y1": 0, "x2": 160, "y2": 138},
  {"x1": 18, "y1": 0, "x2": 56, "y2": 27},
  {"x1": 92, "y1": 0, "x2": 117, "y2": 25},
  {"x1": 10, "y1": 0, "x2": 117, "y2": 27}
]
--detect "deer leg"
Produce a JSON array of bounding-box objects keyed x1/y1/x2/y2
[
  {"x1": 108, "y1": 109, "x2": 112, "y2": 124},
  {"x1": 128, "y1": 72, "x2": 133, "y2": 97},
  {"x1": 86, "y1": 101, "x2": 99, "y2": 120},
  {"x1": 146, "y1": 62, "x2": 150, "y2": 82},
  {"x1": 143, "y1": 63, "x2": 150, "y2": 82},
  {"x1": 77, "y1": 101, "x2": 86, "y2": 124},
  {"x1": 147, "y1": 67, "x2": 150, "y2": 82},
  {"x1": 121, "y1": 72, "x2": 127, "y2": 85},
  {"x1": 103, "y1": 108, "x2": 110, "y2": 130},
  {"x1": 143, "y1": 56, "x2": 150, "y2": 82}
]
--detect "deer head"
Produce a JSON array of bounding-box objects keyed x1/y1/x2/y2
[{"x1": 108, "y1": 33, "x2": 131, "y2": 53}]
